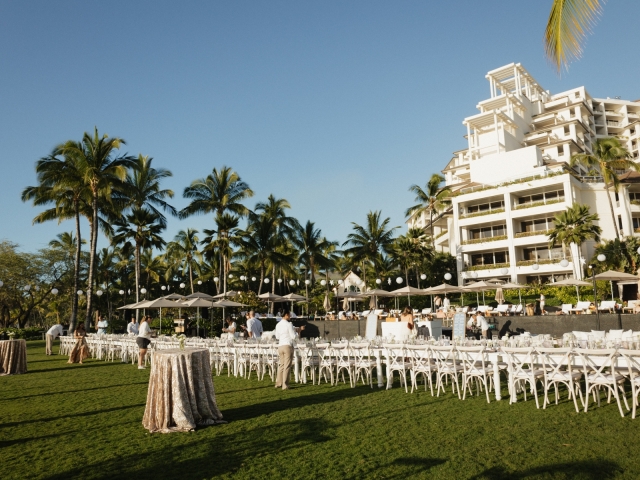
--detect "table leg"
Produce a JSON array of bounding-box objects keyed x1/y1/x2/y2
[
  {"x1": 493, "y1": 360, "x2": 501, "y2": 401},
  {"x1": 375, "y1": 349, "x2": 384, "y2": 388}
]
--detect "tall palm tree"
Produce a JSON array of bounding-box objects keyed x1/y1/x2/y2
[
  {"x1": 58, "y1": 128, "x2": 136, "y2": 328},
  {"x1": 117, "y1": 154, "x2": 176, "y2": 226},
  {"x1": 545, "y1": 0, "x2": 604, "y2": 73},
  {"x1": 292, "y1": 221, "x2": 337, "y2": 286},
  {"x1": 548, "y1": 203, "x2": 601, "y2": 273},
  {"x1": 112, "y1": 209, "x2": 166, "y2": 311},
  {"x1": 342, "y1": 211, "x2": 398, "y2": 285},
  {"x1": 179, "y1": 166, "x2": 253, "y2": 294},
  {"x1": 405, "y1": 174, "x2": 451, "y2": 248},
  {"x1": 22, "y1": 151, "x2": 90, "y2": 332},
  {"x1": 165, "y1": 229, "x2": 203, "y2": 294},
  {"x1": 571, "y1": 138, "x2": 639, "y2": 240}
]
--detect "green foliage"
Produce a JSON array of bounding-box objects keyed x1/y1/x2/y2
[{"x1": 0, "y1": 327, "x2": 43, "y2": 340}]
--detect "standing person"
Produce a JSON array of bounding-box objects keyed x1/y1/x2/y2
[
  {"x1": 245, "y1": 311, "x2": 263, "y2": 339},
  {"x1": 274, "y1": 310, "x2": 304, "y2": 390},
  {"x1": 400, "y1": 307, "x2": 414, "y2": 331},
  {"x1": 222, "y1": 317, "x2": 236, "y2": 335},
  {"x1": 539, "y1": 293, "x2": 546, "y2": 315},
  {"x1": 68, "y1": 322, "x2": 89, "y2": 364},
  {"x1": 96, "y1": 315, "x2": 108, "y2": 335},
  {"x1": 127, "y1": 316, "x2": 139, "y2": 335},
  {"x1": 443, "y1": 296, "x2": 451, "y2": 312},
  {"x1": 46, "y1": 323, "x2": 64, "y2": 355},
  {"x1": 434, "y1": 296, "x2": 442, "y2": 310},
  {"x1": 475, "y1": 313, "x2": 490, "y2": 339},
  {"x1": 137, "y1": 315, "x2": 152, "y2": 370}
]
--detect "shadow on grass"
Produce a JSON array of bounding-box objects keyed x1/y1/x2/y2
[
  {"x1": 27, "y1": 362, "x2": 127, "y2": 374},
  {"x1": 46, "y1": 417, "x2": 333, "y2": 479},
  {"x1": 470, "y1": 459, "x2": 622, "y2": 480},
  {"x1": 0, "y1": 382, "x2": 149, "y2": 401},
  {"x1": 215, "y1": 385, "x2": 274, "y2": 395},
  {"x1": 222, "y1": 384, "x2": 380, "y2": 421},
  {"x1": 0, "y1": 403, "x2": 145, "y2": 428}
]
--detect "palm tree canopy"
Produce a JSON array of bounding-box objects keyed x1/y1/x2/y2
[
  {"x1": 179, "y1": 166, "x2": 254, "y2": 219},
  {"x1": 548, "y1": 203, "x2": 601, "y2": 248},
  {"x1": 405, "y1": 173, "x2": 451, "y2": 219},
  {"x1": 571, "y1": 137, "x2": 639, "y2": 191},
  {"x1": 545, "y1": 0, "x2": 604, "y2": 73},
  {"x1": 342, "y1": 211, "x2": 398, "y2": 264}
]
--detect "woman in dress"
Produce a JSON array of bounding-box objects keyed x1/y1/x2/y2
[
  {"x1": 221, "y1": 317, "x2": 236, "y2": 335},
  {"x1": 137, "y1": 315, "x2": 152, "y2": 370},
  {"x1": 67, "y1": 322, "x2": 89, "y2": 364}
]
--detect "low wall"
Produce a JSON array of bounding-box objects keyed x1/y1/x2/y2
[{"x1": 293, "y1": 314, "x2": 640, "y2": 340}]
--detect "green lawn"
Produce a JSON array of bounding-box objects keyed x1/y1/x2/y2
[{"x1": 1, "y1": 342, "x2": 639, "y2": 479}]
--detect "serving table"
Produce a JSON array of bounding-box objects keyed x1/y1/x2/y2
[
  {"x1": 143, "y1": 348, "x2": 224, "y2": 433},
  {"x1": 0, "y1": 339, "x2": 27, "y2": 375}
]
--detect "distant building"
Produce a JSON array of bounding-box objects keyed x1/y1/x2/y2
[{"x1": 407, "y1": 63, "x2": 640, "y2": 285}]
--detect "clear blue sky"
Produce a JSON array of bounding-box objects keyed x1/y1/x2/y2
[{"x1": 2, "y1": 1, "x2": 639, "y2": 253}]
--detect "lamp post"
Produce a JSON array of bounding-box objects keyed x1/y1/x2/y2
[{"x1": 589, "y1": 253, "x2": 606, "y2": 330}]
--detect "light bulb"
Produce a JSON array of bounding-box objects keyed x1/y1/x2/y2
[
  {"x1": 499, "y1": 268, "x2": 508, "y2": 275},
  {"x1": 140, "y1": 288, "x2": 147, "y2": 294},
  {"x1": 396, "y1": 277, "x2": 403, "y2": 284},
  {"x1": 532, "y1": 264, "x2": 540, "y2": 271},
  {"x1": 376, "y1": 279, "x2": 381, "y2": 284},
  {"x1": 51, "y1": 288, "x2": 58, "y2": 295},
  {"x1": 305, "y1": 280, "x2": 310, "y2": 285},
  {"x1": 119, "y1": 290, "x2": 125, "y2": 295},
  {"x1": 251, "y1": 276, "x2": 256, "y2": 281},
  {"x1": 560, "y1": 259, "x2": 569, "y2": 267},
  {"x1": 444, "y1": 273, "x2": 452, "y2": 281},
  {"x1": 289, "y1": 280, "x2": 295, "y2": 286},
  {"x1": 320, "y1": 280, "x2": 326, "y2": 286},
  {"x1": 96, "y1": 290, "x2": 103, "y2": 296},
  {"x1": 229, "y1": 274, "x2": 233, "y2": 279},
  {"x1": 597, "y1": 254, "x2": 606, "y2": 262},
  {"x1": 77, "y1": 290, "x2": 83, "y2": 295},
  {"x1": 180, "y1": 283, "x2": 186, "y2": 288},
  {"x1": 277, "y1": 278, "x2": 282, "y2": 283},
  {"x1": 264, "y1": 278, "x2": 270, "y2": 284},
  {"x1": 24, "y1": 285, "x2": 31, "y2": 291},
  {"x1": 198, "y1": 280, "x2": 202, "y2": 285},
  {"x1": 420, "y1": 274, "x2": 426, "y2": 280},
  {"x1": 161, "y1": 286, "x2": 166, "y2": 290}
]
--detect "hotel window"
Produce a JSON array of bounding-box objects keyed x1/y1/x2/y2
[
  {"x1": 520, "y1": 217, "x2": 555, "y2": 233},
  {"x1": 522, "y1": 245, "x2": 563, "y2": 261},
  {"x1": 564, "y1": 125, "x2": 571, "y2": 135},
  {"x1": 466, "y1": 200, "x2": 504, "y2": 214},
  {"x1": 518, "y1": 190, "x2": 565, "y2": 206},
  {"x1": 633, "y1": 218, "x2": 640, "y2": 230},
  {"x1": 470, "y1": 250, "x2": 509, "y2": 266},
  {"x1": 469, "y1": 224, "x2": 506, "y2": 240},
  {"x1": 629, "y1": 192, "x2": 640, "y2": 202}
]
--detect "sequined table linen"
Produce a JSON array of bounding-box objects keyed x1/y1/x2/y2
[
  {"x1": 142, "y1": 348, "x2": 223, "y2": 433},
  {"x1": 0, "y1": 339, "x2": 28, "y2": 375}
]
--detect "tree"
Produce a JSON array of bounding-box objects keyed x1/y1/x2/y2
[
  {"x1": 548, "y1": 203, "x2": 601, "y2": 274},
  {"x1": 342, "y1": 211, "x2": 398, "y2": 284},
  {"x1": 180, "y1": 166, "x2": 253, "y2": 294},
  {"x1": 405, "y1": 174, "x2": 451, "y2": 248},
  {"x1": 545, "y1": 0, "x2": 604, "y2": 73},
  {"x1": 21, "y1": 151, "x2": 90, "y2": 332},
  {"x1": 165, "y1": 229, "x2": 202, "y2": 294},
  {"x1": 292, "y1": 221, "x2": 337, "y2": 286},
  {"x1": 571, "y1": 138, "x2": 639, "y2": 240},
  {"x1": 57, "y1": 128, "x2": 136, "y2": 328},
  {"x1": 112, "y1": 208, "x2": 166, "y2": 313}
]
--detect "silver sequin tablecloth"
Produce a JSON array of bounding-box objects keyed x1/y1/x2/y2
[{"x1": 0, "y1": 339, "x2": 27, "y2": 375}]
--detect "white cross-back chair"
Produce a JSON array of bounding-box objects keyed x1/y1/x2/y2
[
  {"x1": 298, "y1": 344, "x2": 319, "y2": 384},
  {"x1": 430, "y1": 345, "x2": 462, "y2": 398},
  {"x1": 537, "y1": 347, "x2": 583, "y2": 412},
  {"x1": 316, "y1": 343, "x2": 335, "y2": 385},
  {"x1": 575, "y1": 348, "x2": 629, "y2": 417},
  {"x1": 619, "y1": 349, "x2": 640, "y2": 419},
  {"x1": 457, "y1": 346, "x2": 492, "y2": 403},
  {"x1": 406, "y1": 345, "x2": 435, "y2": 395},
  {"x1": 350, "y1": 343, "x2": 377, "y2": 388},
  {"x1": 383, "y1": 344, "x2": 410, "y2": 392},
  {"x1": 501, "y1": 347, "x2": 544, "y2": 408},
  {"x1": 332, "y1": 343, "x2": 355, "y2": 388}
]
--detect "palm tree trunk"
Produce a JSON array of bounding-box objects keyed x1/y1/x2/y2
[
  {"x1": 85, "y1": 195, "x2": 99, "y2": 330},
  {"x1": 430, "y1": 209, "x2": 435, "y2": 248},
  {"x1": 189, "y1": 263, "x2": 194, "y2": 294},
  {"x1": 604, "y1": 183, "x2": 621, "y2": 240},
  {"x1": 70, "y1": 203, "x2": 81, "y2": 333},
  {"x1": 258, "y1": 264, "x2": 265, "y2": 295},
  {"x1": 271, "y1": 269, "x2": 275, "y2": 314},
  {"x1": 135, "y1": 241, "x2": 141, "y2": 322}
]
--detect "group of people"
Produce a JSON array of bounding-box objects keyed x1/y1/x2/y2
[{"x1": 222, "y1": 310, "x2": 264, "y2": 338}]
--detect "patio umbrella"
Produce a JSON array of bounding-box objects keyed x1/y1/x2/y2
[
  {"x1": 182, "y1": 297, "x2": 217, "y2": 336},
  {"x1": 212, "y1": 299, "x2": 246, "y2": 307},
  {"x1": 163, "y1": 293, "x2": 184, "y2": 300},
  {"x1": 134, "y1": 298, "x2": 182, "y2": 335},
  {"x1": 461, "y1": 281, "x2": 499, "y2": 306},
  {"x1": 281, "y1": 293, "x2": 307, "y2": 314},
  {"x1": 495, "y1": 287, "x2": 505, "y2": 305},
  {"x1": 552, "y1": 278, "x2": 591, "y2": 301},
  {"x1": 185, "y1": 292, "x2": 215, "y2": 300},
  {"x1": 323, "y1": 293, "x2": 331, "y2": 312},
  {"x1": 588, "y1": 271, "x2": 638, "y2": 301},
  {"x1": 500, "y1": 281, "x2": 526, "y2": 304},
  {"x1": 213, "y1": 290, "x2": 239, "y2": 299},
  {"x1": 390, "y1": 285, "x2": 428, "y2": 307},
  {"x1": 364, "y1": 288, "x2": 395, "y2": 312}
]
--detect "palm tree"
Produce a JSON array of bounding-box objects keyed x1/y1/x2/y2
[
  {"x1": 544, "y1": 0, "x2": 604, "y2": 73},
  {"x1": 405, "y1": 174, "x2": 451, "y2": 248},
  {"x1": 548, "y1": 203, "x2": 601, "y2": 274},
  {"x1": 165, "y1": 229, "x2": 203, "y2": 294},
  {"x1": 22, "y1": 151, "x2": 90, "y2": 332},
  {"x1": 112, "y1": 209, "x2": 166, "y2": 311},
  {"x1": 571, "y1": 138, "x2": 639, "y2": 240},
  {"x1": 342, "y1": 211, "x2": 398, "y2": 285},
  {"x1": 292, "y1": 221, "x2": 337, "y2": 286},
  {"x1": 179, "y1": 166, "x2": 253, "y2": 294},
  {"x1": 117, "y1": 154, "x2": 176, "y2": 225},
  {"x1": 58, "y1": 128, "x2": 136, "y2": 328}
]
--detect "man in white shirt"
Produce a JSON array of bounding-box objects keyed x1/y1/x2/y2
[
  {"x1": 96, "y1": 315, "x2": 108, "y2": 335},
  {"x1": 127, "y1": 317, "x2": 139, "y2": 335},
  {"x1": 274, "y1": 311, "x2": 304, "y2": 390},
  {"x1": 244, "y1": 311, "x2": 263, "y2": 339},
  {"x1": 475, "y1": 313, "x2": 490, "y2": 339},
  {"x1": 46, "y1": 323, "x2": 64, "y2": 355}
]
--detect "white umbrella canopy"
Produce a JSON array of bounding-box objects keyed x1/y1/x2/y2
[
  {"x1": 552, "y1": 278, "x2": 591, "y2": 287},
  {"x1": 323, "y1": 293, "x2": 331, "y2": 311},
  {"x1": 117, "y1": 302, "x2": 140, "y2": 310},
  {"x1": 213, "y1": 290, "x2": 239, "y2": 299},
  {"x1": 425, "y1": 283, "x2": 464, "y2": 294},
  {"x1": 182, "y1": 298, "x2": 216, "y2": 307},
  {"x1": 212, "y1": 299, "x2": 246, "y2": 307},
  {"x1": 364, "y1": 288, "x2": 396, "y2": 297},
  {"x1": 342, "y1": 297, "x2": 349, "y2": 310},
  {"x1": 163, "y1": 293, "x2": 184, "y2": 300},
  {"x1": 495, "y1": 287, "x2": 505, "y2": 305},
  {"x1": 136, "y1": 298, "x2": 183, "y2": 308},
  {"x1": 185, "y1": 292, "x2": 215, "y2": 300},
  {"x1": 258, "y1": 292, "x2": 285, "y2": 302},
  {"x1": 334, "y1": 291, "x2": 365, "y2": 298},
  {"x1": 589, "y1": 270, "x2": 639, "y2": 281},
  {"x1": 390, "y1": 286, "x2": 428, "y2": 295},
  {"x1": 281, "y1": 293, "x2": 307, "y2": 301}
]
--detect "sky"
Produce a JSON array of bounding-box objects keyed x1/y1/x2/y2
[{"x1": 2, "y1": 0, "x2": 640, "y2": 254}]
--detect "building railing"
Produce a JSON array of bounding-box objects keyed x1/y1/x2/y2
[
  {"x1": 466, "y1": 262, "x2": 510, "y2": 271},
  {"x1": 459, "y1": 208, "x2": 505, "y2": 219},
  {"x1": 454, "y1": 170, "x2": 566, "y2": 197},
  {"x1": 514, "y1": 229, "x2": 552, "y2": 239},
  {"x1": 516, "y1": 258, "x2": 564, "y2": 267},
  {"x1": 513, "y1": 198, "x2": 564, "y2": 210},
  {"x1": 460, "y1": 235, "x2": 508, "y2": 246}
]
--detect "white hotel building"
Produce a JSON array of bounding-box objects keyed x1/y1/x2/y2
[{"x1": 408, "y1": 63, "x2": 640, "y2": 286}]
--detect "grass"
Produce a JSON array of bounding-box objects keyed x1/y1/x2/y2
[{"x1": 1, "y1": 342, "x2": 640, "y2": 479}]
